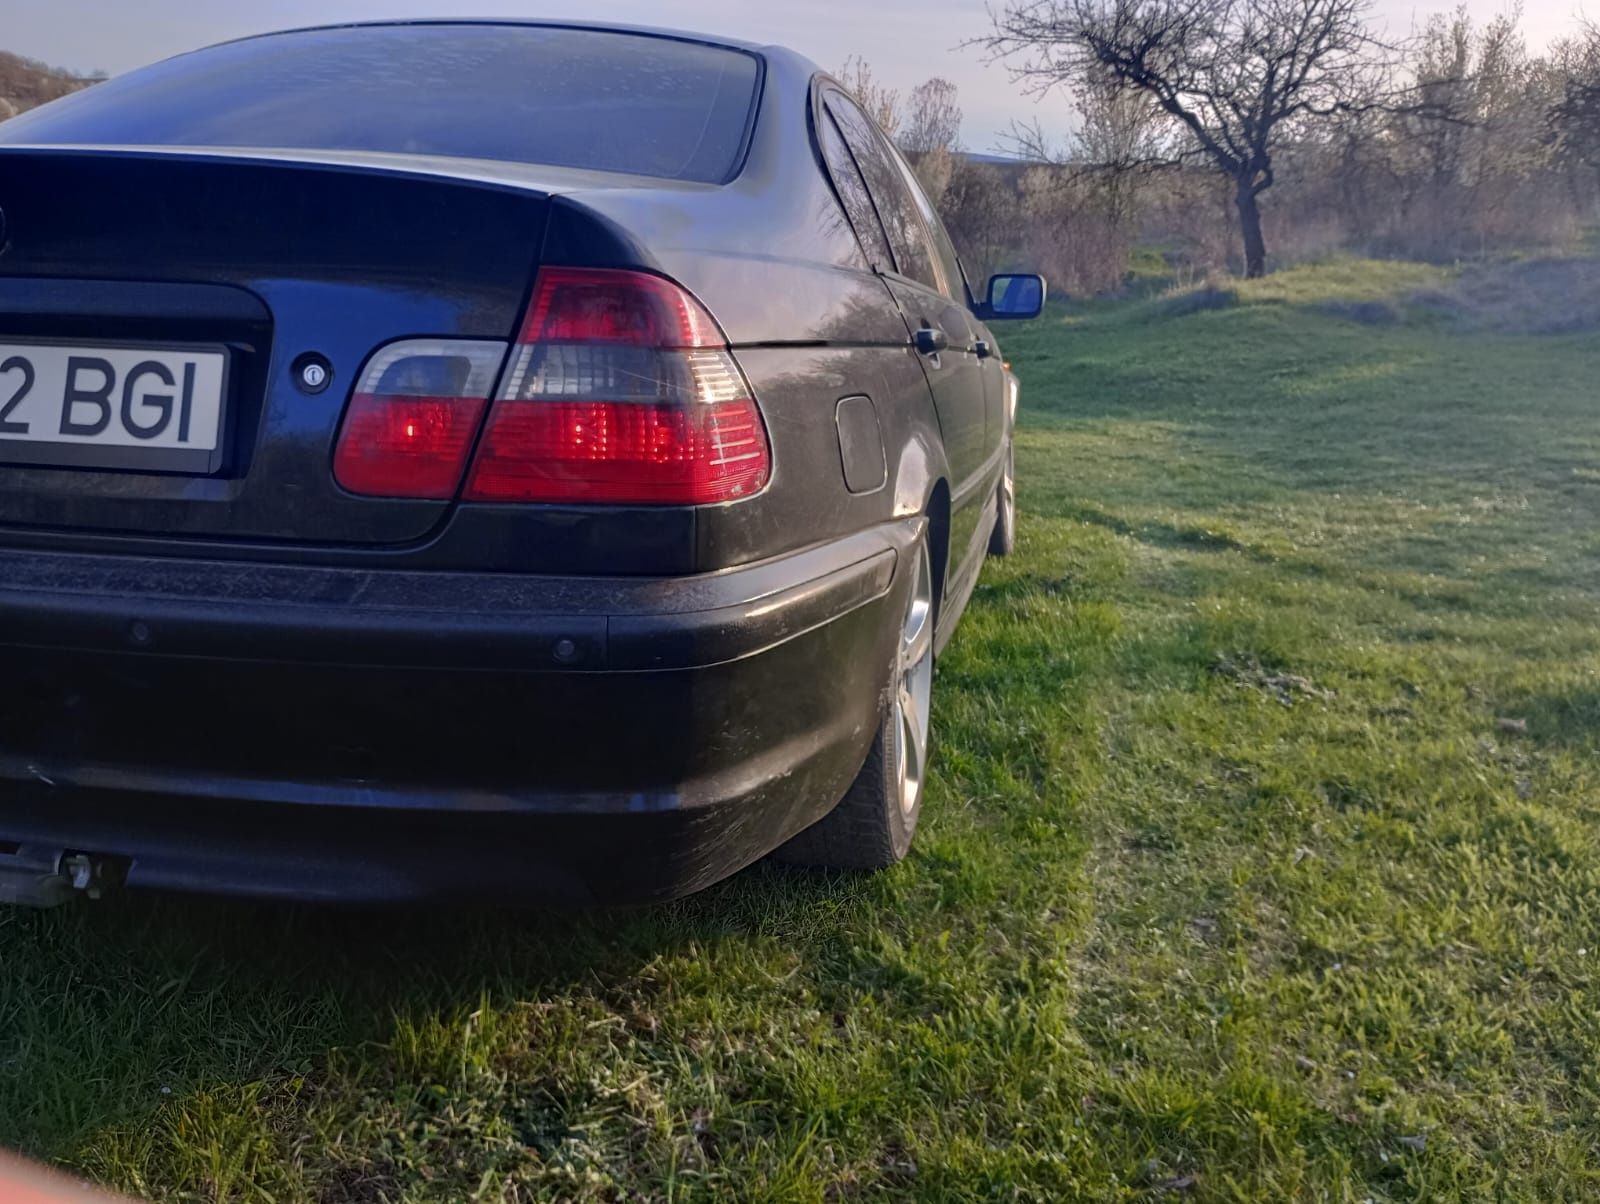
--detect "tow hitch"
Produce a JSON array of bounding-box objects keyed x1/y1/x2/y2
[{"x1": 0, "y1": 845, "x2": 121, "y2": 908}]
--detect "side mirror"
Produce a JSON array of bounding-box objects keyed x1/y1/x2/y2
[{"x1": 981, "y1": 273, "x2": 1046, "y2": 320}]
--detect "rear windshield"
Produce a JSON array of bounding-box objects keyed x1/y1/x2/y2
[{"x1": 0, "y1": 24, "x2": 762, "y2": 183}]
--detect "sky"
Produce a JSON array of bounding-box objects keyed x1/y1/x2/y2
[{"x1": 6, "y1": 0, "x2": 1588, "y2": 152}]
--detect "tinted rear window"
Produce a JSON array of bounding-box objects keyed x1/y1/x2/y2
[{"x1": 0, "y1": 25, "x2": 761, "y2": 183}]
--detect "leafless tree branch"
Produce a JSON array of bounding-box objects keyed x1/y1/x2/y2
[{"x1": 981, "y1": 0, "x2": 1404, "y2": 275}]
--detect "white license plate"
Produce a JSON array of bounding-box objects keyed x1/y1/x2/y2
[{"x1": 0, "y1": 340, "x2": 229, "y2": 474}]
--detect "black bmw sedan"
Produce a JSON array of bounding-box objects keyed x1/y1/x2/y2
[{"x1": 0, "y1": 20, "x2": 1043, "y2": 906}]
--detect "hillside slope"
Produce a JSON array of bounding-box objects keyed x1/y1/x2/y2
[{"x1": 0, "y1": 49, "x2": 98, "y2": 120}]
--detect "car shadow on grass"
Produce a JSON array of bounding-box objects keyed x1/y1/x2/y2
[{"x1": 0, "y1": 859, "x2": 873, "y2": 1161}]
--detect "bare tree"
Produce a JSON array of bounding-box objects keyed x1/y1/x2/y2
[
  {"x1": 899, "y1": 78, "x2": 965, "y2": 205},
  {"x1": 836, "y1": 55, "x2": 903, "y2": 138},
  {"x1": 1001, "y1": 75, "x2": 1173, "y2": 283},
  {"x1": 1074, "y1": 72, "x2": 1173, "y2": 169},
  {"x1": 986, "y1": 0, "x2": 1391, "y2": 276},
  {"x1": 1404, "y1": 7, "x2": 1475, "y2": 191},
  {"x1": 1402, "y1": 10, "x2": 1556, "y2": 253},
  {"x1": 0, "y1": 49, "x2": 99, "y2": 120},
  {"x1": 1551, "y1": 21, "x2": 1600, "y2": 186},
  {"x1": 902, "y1": 78, "x2": 964, "y2": 153},
  {"x1": 1074, "y1": 71, "x2": 1174, "y2": 237}
]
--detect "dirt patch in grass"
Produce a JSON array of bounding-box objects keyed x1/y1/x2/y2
[{"x1": 1212, "y1": 652, "x2": 1336, "y2": 706}]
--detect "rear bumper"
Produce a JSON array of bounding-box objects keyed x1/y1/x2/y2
[
  {"x1": 0, "y1": 525, "x2": 903, "y2": 672},
  {"x1": 0, "y1": 521, "x2": 919, "y2": 903}
]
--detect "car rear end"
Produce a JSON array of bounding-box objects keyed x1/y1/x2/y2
[{"x1": 0, "y1": 23, "x2": 913, "y2": 905}]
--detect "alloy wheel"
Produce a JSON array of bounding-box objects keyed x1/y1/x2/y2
[
  {"x1": 894, "y1": 540, "x2": 935, "y2": 817},
  {"x1": 1002, "y1": 443, "x2": 1015, "y2": 528}
]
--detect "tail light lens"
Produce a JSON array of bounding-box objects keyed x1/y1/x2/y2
[
  {"x1": 333, "y1": 340, "x2": 506, "y2": 499},
  {"x1": 464, "y1": 268, "x2": 771, "y2": 505}
]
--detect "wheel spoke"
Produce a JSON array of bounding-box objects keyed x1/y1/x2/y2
[
  {"x1": 901, "y1": 694, "x2": 926, "y2": 795},
  {"x1": 904, "y1": 602, "x2": 933, "y2": 667},
  {"x1": 899, "y1": 679, "x2": 921, "y2": 744},
  {"x1": 894, "y1": 540, "x2": 935, "y2": 816}
]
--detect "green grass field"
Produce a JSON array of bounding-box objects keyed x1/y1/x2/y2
[{"x1": 5, "y1": 259, "x2": 1600, "y2": 1201}]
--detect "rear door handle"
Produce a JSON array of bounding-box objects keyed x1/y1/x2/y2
[{"x1": 914, "y1": 326, "x2": 948, "y2": 357}]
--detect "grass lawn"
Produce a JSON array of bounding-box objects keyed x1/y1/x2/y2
[{"x1": 5, "y1": 259, "x2": 1600, "y2": 1201}]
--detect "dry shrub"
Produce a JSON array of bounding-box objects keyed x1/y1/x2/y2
[
  {"x1": 937, "y1": 158, "x2": 1021, "y2": 282},
  {"x1": 1139, "y1": 172, "x2": 1237, "y2": 278},
  {"x1": 1017, "y1": 167, "x2": 1134, "y2": 295}
]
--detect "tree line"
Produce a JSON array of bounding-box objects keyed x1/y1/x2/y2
[
  {"x1": 850, "y1": 3, "x2": 1600, "y2": 290},
  {"x1": 0, "y1": 50, "x2": 101, "y2": 120},
  {"x1": 4, "y1": 9, "x2": 1594, "y2": 292}
]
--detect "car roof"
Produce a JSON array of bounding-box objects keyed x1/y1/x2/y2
[{"x1": 213, "y1": 17, "x2": 780, "y2": 60}]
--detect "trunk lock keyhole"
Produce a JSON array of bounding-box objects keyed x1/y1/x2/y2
[{"x1": 293, "y1": 354, "x2": 333, "y2": 394}]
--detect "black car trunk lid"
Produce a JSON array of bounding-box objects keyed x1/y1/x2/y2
[{"x1": 0, "y1": 147, "x2": 549, "y2": 546}]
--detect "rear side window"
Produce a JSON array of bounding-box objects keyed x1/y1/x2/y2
[
  {"x1": 817, "y1": 109, "x2": 894, "y2": 272},
  {"x1": 883, "y1": 138, "x2": 969, "y2": 303},
  {"x1": 823, "y1": 92, "x2": 939, "y2": 291},
  {"x1": 0, "y1": 25, "x2": 762, "y2": 184}
]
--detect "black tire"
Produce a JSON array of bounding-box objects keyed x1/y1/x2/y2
[
  {"x1": 776, "y1": 703, "x2": 914, "y2": 869},
  {"x1": 776, "y1": 534, "x2": 935, "y2": 871},
  {"x1": 988, "y1": 438, "x2": 1015, "y2": 557}
]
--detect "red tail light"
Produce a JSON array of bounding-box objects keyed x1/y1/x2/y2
[
  {"x1": 516, "y1": 267, "x2": 723, "y2": 348},
  {"x1": 464, "y1": 268, "x2": 770, "y2": 505},
  {"x1": 333, "y1": 340, "x2": 505, "y2": 499},
  {"x1": 466, "y1": 397, "x2": 768, "y2": 504}
]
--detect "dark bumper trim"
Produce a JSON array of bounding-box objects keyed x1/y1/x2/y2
[{"x1": 0, "y1": 521, "x2": 914, "y2": 672}]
